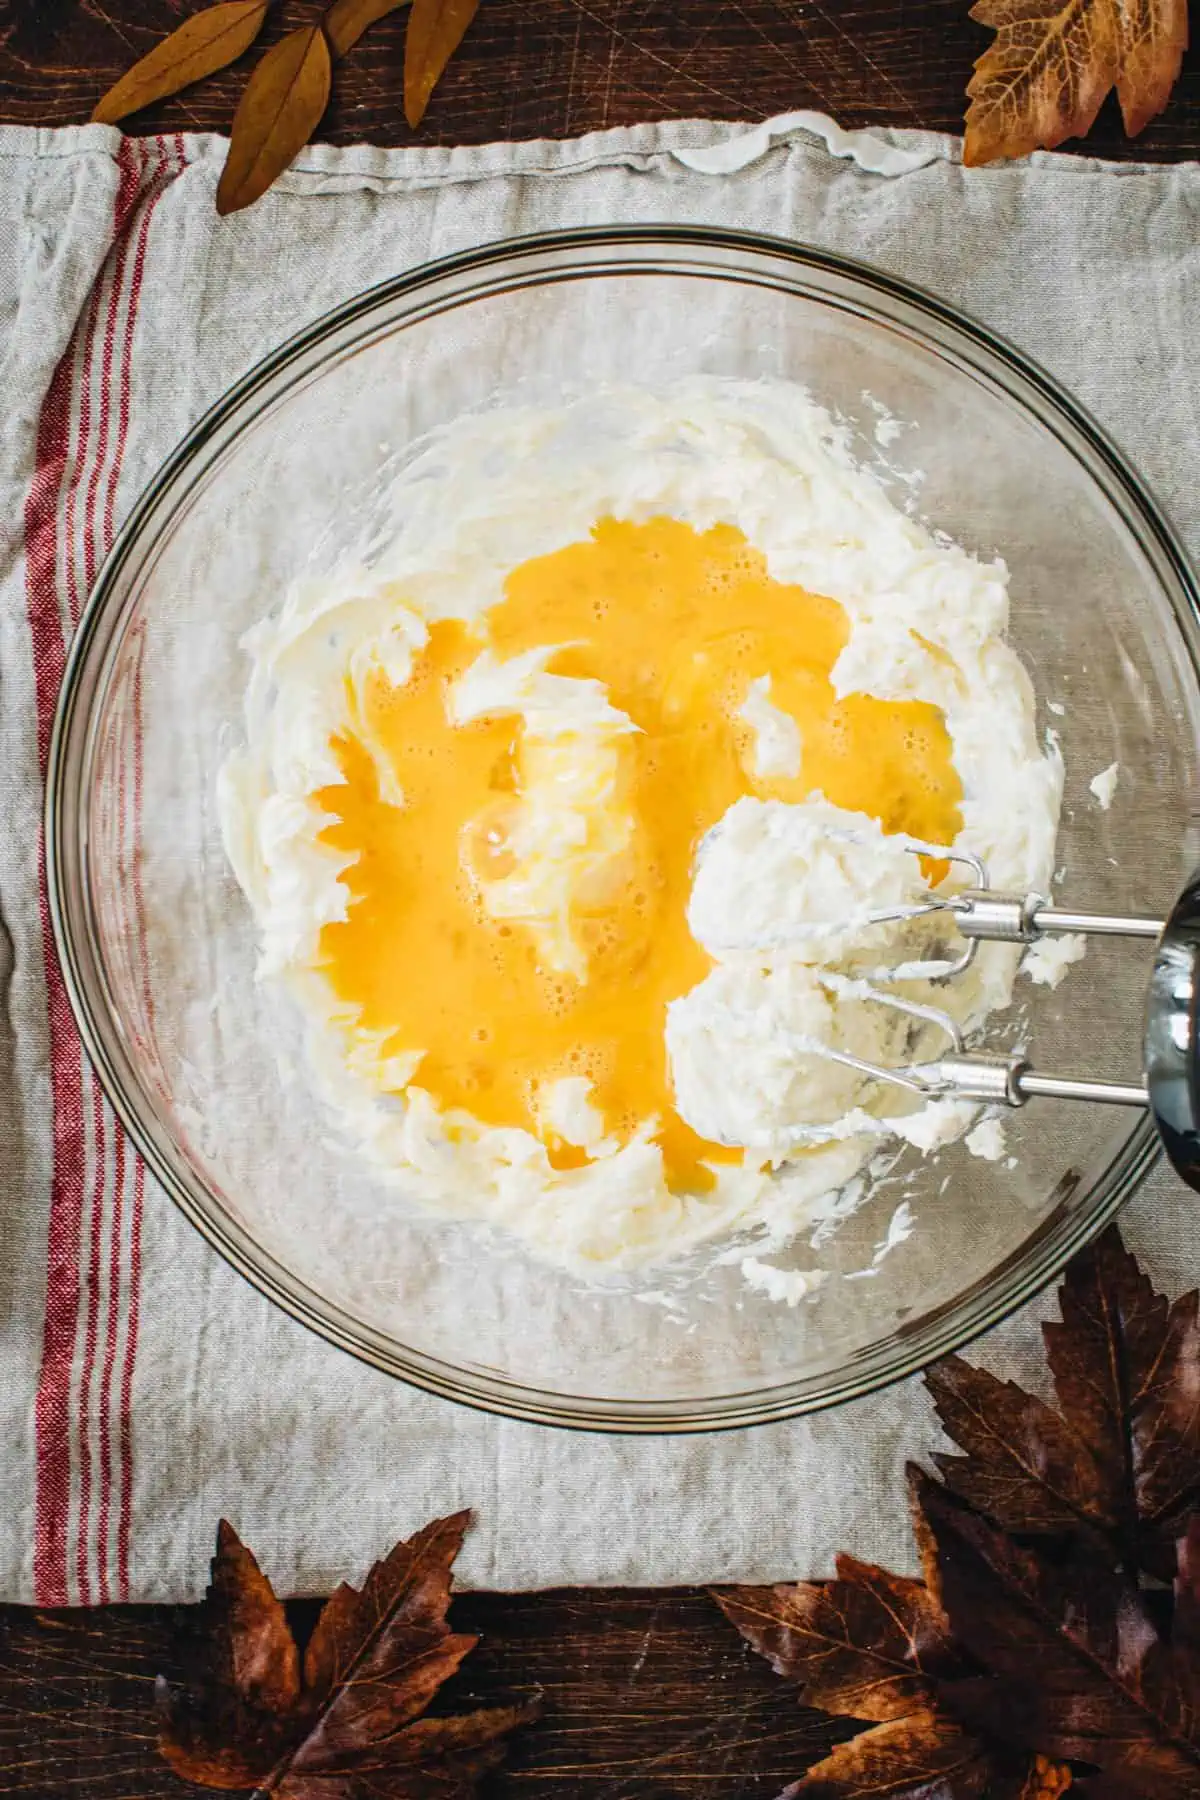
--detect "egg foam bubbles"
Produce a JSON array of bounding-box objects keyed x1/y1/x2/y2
[{"x1": 218, "y1": 378, "x2": 1066, "y2": 1278}]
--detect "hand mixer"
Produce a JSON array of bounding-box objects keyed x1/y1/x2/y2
[{"x1": 820, "y1": 841, "x2": 1200, "y2": 1194}]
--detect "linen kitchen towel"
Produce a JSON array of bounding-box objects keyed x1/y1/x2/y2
[{"x1": 1, "y1": 113, "x2": 1197, "y2": 1601}]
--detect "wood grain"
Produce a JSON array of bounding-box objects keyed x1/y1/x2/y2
[
  {"x1": 0, "y1": 1588, "x2": 848, "y2": 1796},
  {"x1": 1, "y1": 0, "x2": 1197, "y2": 156}
]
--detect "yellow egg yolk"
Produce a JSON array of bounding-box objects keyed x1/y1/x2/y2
[{"x1": 315, "y1": 517, "x2": 962, "y2": 1192}]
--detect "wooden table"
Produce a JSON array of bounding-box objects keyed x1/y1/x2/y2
[
  {"x1": 2, "y1": 4, "x2": 1198, "y2": 1795},
  {"x1": 3, "y1": 0, "x2": 1199, "y2": 155}
]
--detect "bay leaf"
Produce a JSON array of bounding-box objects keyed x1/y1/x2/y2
[
  {"x1": 216, "y1": 24, "x2": 332, "y2": 217},
  {"x1": 324, "y1": 0, "x2": 411, "y2": 60},
  {"x1": 404, "y1": 0, "x2": 480, "y2": 128},
  {"x1": 92, "y1": 0, "x2": 269, "y2": 124}
]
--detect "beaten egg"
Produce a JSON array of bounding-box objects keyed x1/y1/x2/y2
[{"x1": 315, "y1": 516, "x2": 962, "y2": 1192}]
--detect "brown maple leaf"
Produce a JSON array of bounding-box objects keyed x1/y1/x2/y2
[
  {"x1": 964, "y1": 0, "x2": 1188, "y2": 165},
  {"x1": 918, "y1": 1469, "x2": 1200, "y2": 1798},
  {"x1": 928, "y1": 1224, "x2": 1200, "y2": 1579},
  {"x1": 716, "y1": 1229, "x2": 1200, "y2": 1797},
  {"x1": 157, "y1": 1512, "x2": 538, "y2": 1796},
  {"x1": 716, "y1": 1552, "x2": 1051, "y2": 1797},
  {"x1": 716, "y1": 1555, "x2": 964, "y2": 1719},
  {"x1": 779, "y1": 1709, "x2": 990, "y2": 1799}
]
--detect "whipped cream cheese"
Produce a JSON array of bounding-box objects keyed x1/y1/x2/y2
[{"x1": 219, "y1": 378, "x2": 1068, "y2": 1280}]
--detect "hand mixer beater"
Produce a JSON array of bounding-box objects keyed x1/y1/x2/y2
[{"x1": 817, "y1": 839, "x2": 1200, "y2": 1193}]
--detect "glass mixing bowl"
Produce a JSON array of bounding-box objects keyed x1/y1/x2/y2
[{"x1": 47, "y1": 226, "x2": 1200, "y2": 1431}]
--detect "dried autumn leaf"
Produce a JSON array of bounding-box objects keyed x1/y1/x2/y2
[
  {"x1": 716, "y1": 1559, "x2": 1019, "y2": 1797},
  {"x1": 157, "y1": 1512, "x2": 538, "y2": 1796},
  {"x1": 929, "y1": 1225, "x2": 1200, "y2": 1578},
  {"x1": 1021, "y1": 1755, "x2": 1074, "y2": 1799},
  {"x1": 964, "y1": 0, "x2": 1188, "y2": 166},
  {"x1": 916, "y1": 1469, "x2": 1200, "y2": 1798},
  {"x1": 716, "y1": 1555, "x2": 962, "y2": 1720},
  {"x1": 92, "y1": 0, "x2": 270, "y2": 125},
  {"x1": 927, "y1": 1357, "x2": 1107, "y2": 1536},
  {"x1": 964, "y1": 0, "x2": 1119, "y2": 164},
  {"x1": 404, "y1": 0, "x2": 480, "y2": 128},
  {"x1": 715, "y1": 1231, "x2": 1200, "y2": 1797},
  {"x1": 325, "y1": 0, "x2": 411, "y2": 60},
  {"x1": 217, "y1": 24, "x2": 332, "y2": 217},
  {"x1": 778, "y1": 1709, "x2": 990, "y2": 1800},
  {"x1": 1113, "y1": 0, "x2": 1189, "y2": 133},
  {"x1": 1168, "y1": 1515, "x2": 1200, "y2": 1731},
  {"x1": 1047, "y1": 1224, "x2": 1200, "y2": 1566},
  {"x1": 156, "y1": 1521, "x2": 300, "y2": 1788}
]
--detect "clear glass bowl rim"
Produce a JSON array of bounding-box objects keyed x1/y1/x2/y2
[{"x1": 46, "y1": 223, "x2": 1199, "y2": 1433}]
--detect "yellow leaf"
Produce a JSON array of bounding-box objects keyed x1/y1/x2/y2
[
  {"x1": 216, "y1": 24, "x2": 332, "y2": 216},
  {"x1": 403, "y1": 0, "x2": 480, "y2": 129},
  {"x1": 92, "y1": 0, "x2": 269, "y2": 125}
]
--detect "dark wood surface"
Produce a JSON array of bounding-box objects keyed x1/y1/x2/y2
[
  {"x1": 1, "y1": 0, "x2": 1197, "y2": 157},
  {"x1": 2, "y1": 4, "x2": 1198, "y2": 1795},
  {"x1": 0, "y1": 1588, "x2": 850, "y2": 1796}
]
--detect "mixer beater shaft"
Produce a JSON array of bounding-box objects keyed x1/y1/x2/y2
[
  {"x1": 837, "y1": 852, "x2": 1164, "y2": 1112},
  {"x1": 798, "y1": 830, "x2": 1200, "y2": 1191}
]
